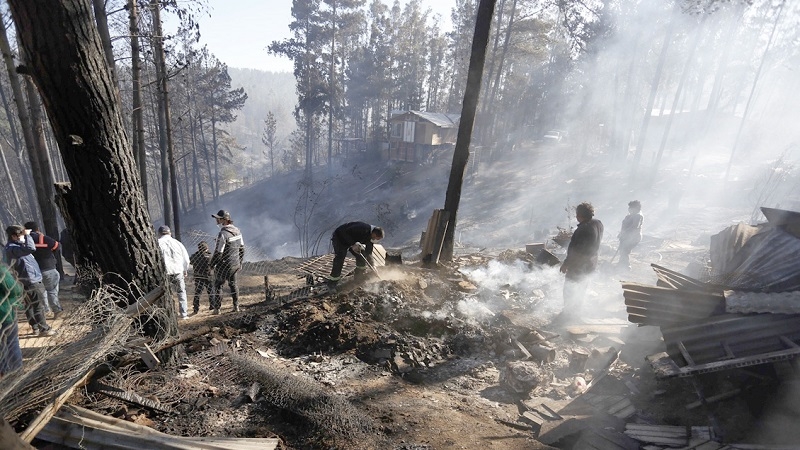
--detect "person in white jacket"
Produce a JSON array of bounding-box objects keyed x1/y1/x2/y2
[{"x1": 157, "y1": 225, "x2": 191, "y2": 319}]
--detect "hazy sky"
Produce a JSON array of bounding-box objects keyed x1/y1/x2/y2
[{"x1": 193, "y1": 0, "x2": 455, "y2": 73}]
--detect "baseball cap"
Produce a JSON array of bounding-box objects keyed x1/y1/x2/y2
[
  {"x1": 211, "y1": 210, "x2": 231, "y2": 220},
  {"x1": 158, "y1": 225, "x2": 171, "y2": 235}
]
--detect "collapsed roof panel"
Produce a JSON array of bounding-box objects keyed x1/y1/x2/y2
[
  {"x1": 711, "y1": 227, "x2": 800, "y2": 292},
  {"x1": 659, "y1": 313, "x2": 800, "y2": 376}
]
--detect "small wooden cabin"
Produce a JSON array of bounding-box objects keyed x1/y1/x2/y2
[{"x1": 388, "y1": 110, "x2": 460, "y2": 163}]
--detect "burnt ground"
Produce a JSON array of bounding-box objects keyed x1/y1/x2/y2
[{"x1": 45, "y1": 143, "x2": 800, "y2": 448}]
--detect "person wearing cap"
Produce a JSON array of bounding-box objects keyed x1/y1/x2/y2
[
  {"x1": 23, "y1": 221, "x2": 64, "y2": 319},
  {"x1": 189, "y1": 241, "x2": 212, "y2": 315},
  {"x1": 326, "y1": 222, "x2": 384, "y2": 284},
  {"x1": 4, "y1": 225, "x2": 54, "y2": 336},
  {"x1": 156, "y1": 225, "x2": 191, "y2": 319},
  {"x1": 210, "y1": 210, "x2": 244, "y2": 314}
]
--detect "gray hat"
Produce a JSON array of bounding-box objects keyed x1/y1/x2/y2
[
  {"x1": 158, "y1": 225, "x2": 171, "y2": 235},
  {"x1": 211, "y1": 210, "x2": 231, "y2": 220}
]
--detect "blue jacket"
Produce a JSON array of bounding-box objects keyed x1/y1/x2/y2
[{"x1": 4, "y1": 235, "x2": 43, "y2": 287}]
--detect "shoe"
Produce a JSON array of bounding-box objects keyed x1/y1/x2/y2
[
  {"x1": 39, "y1": 329, "x2": 56, "y2": 337},
  {"x1": 181, "y1": 316, "x2": 189, "y2": 320},
  {"x1": 192, "y1": 310, "x2": 199, "y2": 315},
  {"x1": 212, "y1": 309, "x2": 220, "y2": 315},
  {"x1": 233, "y1": 305, "x2": 240, "y2": 312},
  {"x1": 324, "y1": 275, "x2": 341, "y2": 282}
]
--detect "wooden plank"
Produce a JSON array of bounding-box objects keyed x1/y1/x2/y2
[
  {"x1": 37, "y1": 405, "x2": 279, "y2": 450},
  {"x1": 685, "y1": 389, "x2": 741, "y2": 410},
  {"x1": 0, "y1": 419, "x2": 35, "y2": 449},
  {"x1": 430, "y1": 210, "x2": 450, "y2": 264},
  {"x1": 567, "y1": 324, "x2": 626, "y2": 336},
  {"x1": 19, "y1": 368, "x2": 97, "y2": 443}
]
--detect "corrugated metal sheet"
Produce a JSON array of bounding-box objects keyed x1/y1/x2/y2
[
  {"x1": 623, "y1": 282, "x2": 724, "y2": 326},
  {"x1": 725, "y1": 290, "x2": 800, "y2": 314},
  {"x1": 709, "y1": 223, "x2": 761, "y2": 276},
  {"x1": 660, "y1": 313, "x2": 800, "y2": 375},
  {"x1": 652, "y1": 264, "x2": 717, "y2": 290},
  {"x1": 711, "y1": 227, "x2": 800, "y2": 292}
]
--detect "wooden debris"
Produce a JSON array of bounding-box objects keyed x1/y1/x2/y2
[
  {"x1": 0, "y1": 419, "x2": 35, "y2": 449},
  {"x1": 513, "y1": 339, "x2": 532, "y2": 359},
  {"x1": 685, "y1": 389, "x2": 741, "y2": 410},
  {"x1": 139, "y1": 343, "x2": 160, "y2": 369},
  {"x1": 624, "y1": 424, "x2": 714, "y2": 446},
  {"x1": 90, "y1": 383, "x2": 173, "y2": 414},
  {"x1": 37, "y1": 405, "x2": 280, "y2": 449}
]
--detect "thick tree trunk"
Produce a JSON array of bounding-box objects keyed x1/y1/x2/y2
[
  {"x1": 7, "y1": 0, "x2": 166, "y2": 301},
  {"x1": 441, "y1": 0, "x2": 496, "y2": 262}
]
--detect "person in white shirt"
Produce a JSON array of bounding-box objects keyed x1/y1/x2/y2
[{"x1": 157, "y1": 225, "x2": 191, "y2": 319}]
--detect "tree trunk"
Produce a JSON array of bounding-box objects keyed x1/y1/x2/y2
[
  {"x1": 7, "y1": 0, "x2": 170, "y2": 320},
  {"x1": 631, "y1": 9, "x2": 676, "y2": 175},
  {"x1": 23, "y1": 75, "x2": 59, "y2": 237},
  {"x1": 128, "y1": 0, "x2": 148, "y2": 204},
  {"x1": 653, "y1": 18, "x2": 705, "y2": 179},
  {"x1": 441, "y1": 0, "x2": 496, "y2": 262},
  {"x1": 726, "y1": 0, "x2": 785, "y2": 180},
  {"x1": 91, "y1": 0, "x2": 117, "y2": 88}
]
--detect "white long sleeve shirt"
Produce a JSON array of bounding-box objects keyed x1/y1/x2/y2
[{"x1": 158, "y1": 235, "x2": 190, "y2": 275}]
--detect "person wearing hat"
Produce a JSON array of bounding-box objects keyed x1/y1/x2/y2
[
  {"x1": 209, "y1": 210, "x2": 244, "y2": 314},
  {"x1": 23, "y1": 221, "x2": 64, "y2": 319},
  {"x1": 4, "y1": 225, "x2": 54, "y2": 336},
  {"x1": 157, "y1": 225, "x2": 191, "y2": 319}
]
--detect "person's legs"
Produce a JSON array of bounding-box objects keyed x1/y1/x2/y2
[
  {"x1": 27, "y1": 283, "x2": 51, "y2": 334},
  {"x1": 173, "y1": 273, "x2": 188, "y2": 318},
  {"x1": 193, "y1": 278, "x2": 209, "y2": 314},
  {"x1": 562, "y1": 274, "x2": 589, "y2": 317},
  {"x1": 210, "y1": 273, "x2": 224, "y2": 313},
  {"x1": 0, "y1": 320, "x2": 22, "y2": 376},
  {"x1": 328, "y1": 238, "x2": 348, "y2": 280},
  {"x1": 41, "y1": 269, "x2": 63, "y2": 314},
  {"x1": 229, "y1": 269, "x2": 240, "y2": 311}
]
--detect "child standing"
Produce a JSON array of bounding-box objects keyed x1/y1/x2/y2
[
  {"x1": 189, "y1": 242, "x2": 212, "y2": 315},
  {"x1": 617, "y1": 200, "x2": 643, "y2": 270}
]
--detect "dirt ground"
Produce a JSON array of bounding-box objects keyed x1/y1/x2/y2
[{"x1": 47, "y1": 241, "x2": 768, "y2": 449}]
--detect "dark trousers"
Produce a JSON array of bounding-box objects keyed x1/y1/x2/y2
[
  {"x1": 330, "y1": 238, "x2": 370, "y2": 278},
  {"x1": 193, "y1": 277, "x2": 212, "y2": 312},
  {"x1": 211, "y1": 268, "x2": 239, "y2": 310},
  {"x1": 23, "y1": 282, "x2": 50, "y2": 332}
]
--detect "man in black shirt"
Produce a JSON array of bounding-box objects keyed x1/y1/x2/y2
[{"x1": 326, "y1": 222, "x2": 384, "y2": 284}]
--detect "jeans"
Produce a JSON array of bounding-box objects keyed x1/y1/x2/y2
[
  {"x1": 168, "y1": 273, "x2": 188, "y2": 317},
  {"x1": 41, "y1": 269, "x2": 62, "y2": 313},
  {"x1": 23, "y1": 282, "x2": 50, "y2": 332},
  {"x1": 0, "y1": 320, "x2": 22, "y2": 376}
]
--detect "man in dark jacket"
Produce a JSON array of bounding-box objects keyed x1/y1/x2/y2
[
  {"x1": 209, "y1": 210, "x2": 244, "y2": 314},
  {"x1": 559, "y1": 202, "x2": 604, "y2": 316},
  {"x1": 24, "y1": 221, "x2": 63, "y2": 318},
  {"x1": 189, "y1": 241, "x2": 212, "y2": 315},
  {"x1": 4, "y1": 225, "x2": 53, "y2": 336},
  {"x1": 326, "y1": 222, "x2": 384, "y2": 283}
]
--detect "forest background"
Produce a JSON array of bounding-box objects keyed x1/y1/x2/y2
[{"x1": 0, "y1": 0, "x2": 798, "y2": 258}]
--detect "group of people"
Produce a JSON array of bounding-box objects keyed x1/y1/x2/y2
[
  {"x1": 158, "y1": 209, "x2": 245, "y2": 318},
  {"x1": 559, "y1": 200, "x2": 643, "y2": 317},
  {"x1": 2, "y1": 222, "x2": 65, "y2": 377}
]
